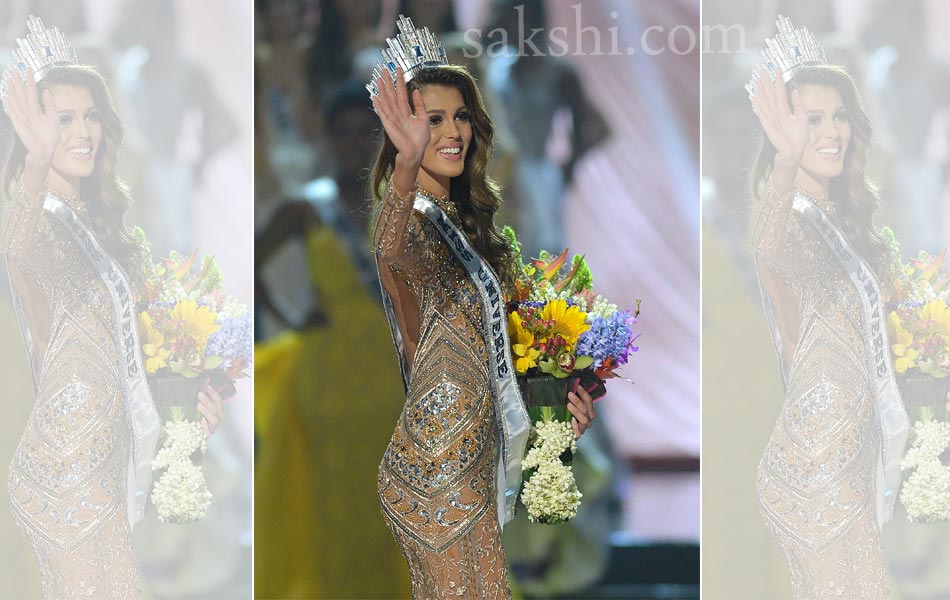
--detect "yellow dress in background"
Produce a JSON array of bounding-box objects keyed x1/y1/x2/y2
[{"x1": 254, "y1": 225, "x2": 410, "y2": 598}]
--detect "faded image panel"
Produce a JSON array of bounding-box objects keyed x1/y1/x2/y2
[
  {"x1": 703, "y1": 0, "x2": 950, "y2": 598},
  {"x1": 0, "y1": 1, "x2": 252, "y2": 598}
]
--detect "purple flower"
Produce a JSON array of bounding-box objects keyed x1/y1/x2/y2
[
  {"x1": 576, "y1": 310, "x2": 639, "y2": 367},
  {"x1": 206, "y1": 313, "x2": 253, "y2": 367}
]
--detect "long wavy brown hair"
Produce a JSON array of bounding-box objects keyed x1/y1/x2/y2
[
  {"x1": 3, "y1": 65, "x2": 141, "y2": 281},
  {"x1": 750, "y1": 65, "x2": 890, "y2": 277},
  {"x1": 370, "y1": 65, "x2": 517, "y2": 290}
]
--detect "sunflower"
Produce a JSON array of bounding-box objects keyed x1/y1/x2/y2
[
  {"x1": 171, "y1": 299, "x2": 220, "y2": 351},
  {"x1": 139, "y1": 312, "x2": 171, "y2": 373},
  {"x1": 509, "y1": 311, "x2": 541, "y2": 374},
  {"x1": 921, "y1": 300, "x2": 950, "y2": 339},
  {"x1": 888, "y1": 311, "x2": 920, "y2": 374},
  {"x1": 541, "y1": 299, "x2": 590, "y2": 348}
]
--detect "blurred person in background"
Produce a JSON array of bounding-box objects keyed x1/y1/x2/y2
[
  {"x1": 483, "y1": 0, "x2": 609, "y2": 262},
  {"x1": 254, "y1": 76, "x2": 411, "y2": 597},
  {"x1": 111, "y1": 0, "x2": 238, "y2": 258},
  {"x1": 862, "y1": 0, "x2": 950, "y2": 254}
]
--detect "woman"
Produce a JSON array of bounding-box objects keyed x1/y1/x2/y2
[
  {"x1": 748, "y1": 17, "x2": 908, "y2": 599},
  {"x1": 0, "y1": 19, "x2": 224, "y2": 598},
  {"x1": 368, "y1": 22, "x2": 598, "y2": 599}
]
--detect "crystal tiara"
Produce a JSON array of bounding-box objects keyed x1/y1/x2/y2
[
  {"x1": 745, "y1": 15, "x2": 827, "y2": 98},
  {"x1": 1, "y1": 15, "x2": 79, "y2": 98},
  {"x1": 365, "y1": 14, "x2": 449, "y2": 100}
]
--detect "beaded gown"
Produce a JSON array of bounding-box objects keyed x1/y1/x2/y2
[
  {"x1": 374, "y1": 184, "x2": 511, "y2": 599},
  {"x1": 3, "y1": 184, "x2": 140, "y2": 599},
  {"x1": 753, "y1": 185, "x2": 889, "y2": 599}
]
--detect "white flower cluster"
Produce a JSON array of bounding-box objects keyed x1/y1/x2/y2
[
  {"x1": 218, "y1": 297, "x2": 248, "y2": 320},
  {"x1": 900, "y1": 418, "x2": 950, "y2": 523},
  {"x1": 150, "y1": 419, "x2": 212, "y2": 524},
  {"x1": 520, "y1": 420, "x2": 582, "y2": 524},
  {"x1": 158, "y1": 277, "x2": 187, "y2": 303},
  {"x1": 588, "y1": 295, "x2": 618, "y2": 320},
  {"x1": 532, "y1": 282, "x2": 575, "y2": 306}
]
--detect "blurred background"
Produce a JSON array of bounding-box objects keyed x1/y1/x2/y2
[
  {"x1": 702, "y1": 0, "x2": 950, "y2": 597},
  {"x1": 254, "y1": 0, "x2": 699, "y2": 598},
  {"x1": 0, "y1": 1, "x2": 253, "y2": 598}
]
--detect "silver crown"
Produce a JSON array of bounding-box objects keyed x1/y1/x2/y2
[
  {"x1": 366, "y1": 14, "x2": 448, "y2": 99},
  {"x1": 1, "y1": 15, "x2": 79, "y2": 97},
  {"x1": 745, "y1": 15, "x2": 827, "y2": 98}
]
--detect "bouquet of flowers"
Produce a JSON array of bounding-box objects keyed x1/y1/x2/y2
[
  {"x1": 885, "y1": 230, "x2": 950, "y2": 416},
  {"x1": 135, "y1": 229, "x2": 252, "y2": 523},
  {"x1": 884, "y1": 228, "x2": 950, "y2": 522},
  {"x1": 505, "y1": 227, "x2": 640, "y2": 524}
]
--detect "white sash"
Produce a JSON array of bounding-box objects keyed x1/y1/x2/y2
[
  {"x1": 376, "y1": 192, "x2": 531, "y2": 527},
  {"x1": 756, "y1": 192, "x2": 909, "y2": 526},
  {"x1": 43, "y1": 195, "x2": 160, "y2": 526}
]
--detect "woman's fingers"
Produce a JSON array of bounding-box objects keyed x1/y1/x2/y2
[
  {"x1": 2, "y1": 72, "x2": 26, "y2": 122},
  {"x1": 757, "y1": 69, "x2": 778, "y2": 119},
  {"x1": 374, "y1": 77, "x2": 393, "y2": 120},
  {"x1": 40, "y1": 88, "x2": 56, "y2": 117},
  {"x1": 199, "y1": 384, "x2": 225, "y2": 420},
  {"x1": 2, "y1": 87, "x2": 33, "y2": 145},
  {"x1": 576, "y1": 386, "x2": 596, "y2": 420},
  {"x1": 12, "y1": 69, "x2": 32, "y2": 113},
  {"x1": 197, "y1": 394, "x2": 219, "y2": 426},
  {"x1": 567, "y1": 392, "x2": 591, "y2": 427},
  {"x1": 789, "y1": 88, "x2": 804, "y2": 117},
  {"x1": 1, "y1": 91, "x2": 22, "y2": 127},
  {"x1": 24, "y1": 68, "x2": 42, "y2": 118},
  {"x1": 394, "y1": 67, "x2": 411, "y2": 118},
  {"x1": 195, "y1": 380, "x2": 227, "y2": 441},
  {"x1": 411, "y1": 88, "x2": 425, "y2": 119},
  {"x1": 758, "y1": 68, "x2": 782, "y2": 122},
  {"x1": 750, "y1": 74, "x2": 771, "y2": 121},
  {"x1": 197, "y1": 400, "x2": 218, "y2": 439},
  {"x1": 772, "y1": 65, "x2": 790, "y2": 117},
  {"x1": 568, "y1": 384, "x2": 598, "y2": 440},
  {"x1": 764, "y1": 68, "x2": 784, "y2": 121},
  {"x1": 380, "y1": 67, "x2": 398, "y2": 114}
]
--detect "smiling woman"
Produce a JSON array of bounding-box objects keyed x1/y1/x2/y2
[
  {"x1": 745, "y1": 16, "x2": 909, "y2": 599},
  {"x1": 370, "y1": 63, "x2": 516, "y2": 293},
  {"x1": 366, "y1": 17, "x2": 598, "y2": 598},
  {"x1": 0, "y1": 17, "x2": 228, "y2": 598}
]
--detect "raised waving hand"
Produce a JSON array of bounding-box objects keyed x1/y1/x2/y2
[
  {"x1": 371, "y1": 66, "x2": 429, "y2": 195},
  {"x1": 749, "y1": 65, "x2": 808, "y2": 194},
  {"x1": 2, "y1": 68, "x2": 60, "y2": 188}
]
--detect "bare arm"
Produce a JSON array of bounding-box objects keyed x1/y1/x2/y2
[
  {"x1": 1, "y1": 68, "x2": 60, "y2": 258},
  {"x1": 370, "y1": 66, "x2": 429, "y2": 265},
  {"x1": 749, "y1": 66, "x2": 808, "y2": 263}
]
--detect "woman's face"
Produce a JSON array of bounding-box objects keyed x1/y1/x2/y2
[
  {"x1": 47, "y1": 84, "x2": 102, "y2": 185},
  {"x1": 796, "y1": 83, "x2": 851, "y2": 183},
  {"x1": 417, "y1": 84, "x2": 472, "y2": 186}
]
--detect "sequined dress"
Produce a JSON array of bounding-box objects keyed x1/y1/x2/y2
[
  {"x1": 753, "y1": 185, "x2": 889, "y2": 599},
  {"x1": 374, "y1": 185, "x2": 511, "y2": 599},
  {"x1": 3, "y1": 184, "x2": 140, "y2": 599}
]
